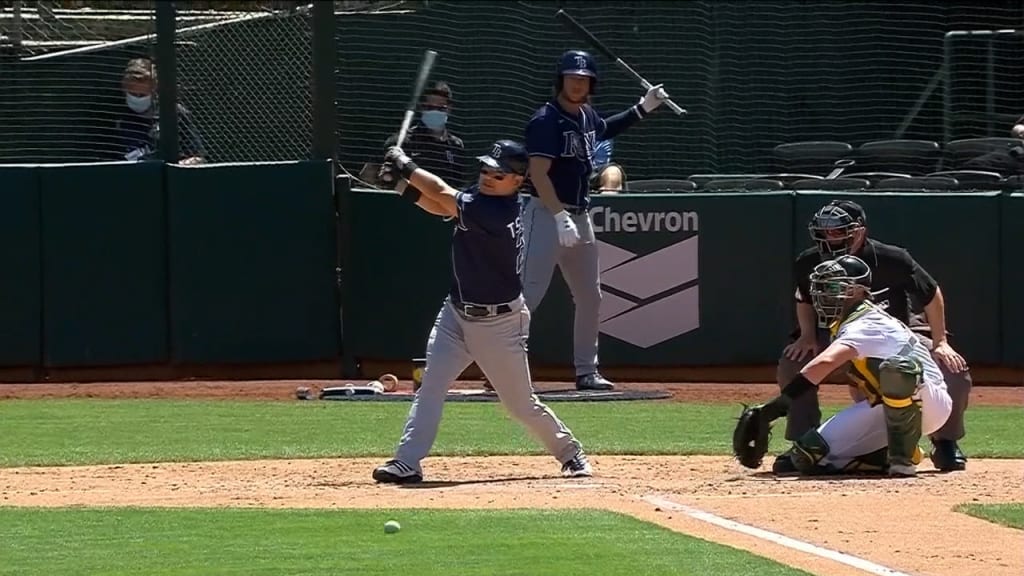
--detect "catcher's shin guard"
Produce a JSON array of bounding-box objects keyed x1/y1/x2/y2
[
  {"x1": 879, "y1": 355, "x2": 924, "y2": 475},
  {"x1": 790, "y1": 429, "x2": 831, "y2": 475}
]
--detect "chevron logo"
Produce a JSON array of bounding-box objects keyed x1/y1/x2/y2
[{"x1": 596, "y1": 235, "x2": 700, "y2": 348}]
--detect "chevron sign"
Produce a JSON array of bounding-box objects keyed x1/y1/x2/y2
[{"x1": 596, "y1": 234, "x2": 700, "y2": 348}]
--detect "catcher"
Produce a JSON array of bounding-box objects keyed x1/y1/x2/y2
[{"x1": 733, "y1": 255, "x2": 953, "y2": 477}]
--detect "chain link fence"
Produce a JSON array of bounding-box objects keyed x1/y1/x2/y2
[{"x1": 174, "y1": 1, "x2": 313, "y2": 164}]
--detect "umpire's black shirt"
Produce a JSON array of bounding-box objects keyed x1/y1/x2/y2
[
  {"x1": 385, "y1": 122, "x2": 468, "y2": 187},
  {"x1": 791, "y1": 238, "x2": 939, "y2": 338}
]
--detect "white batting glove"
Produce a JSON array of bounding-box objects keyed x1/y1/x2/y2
[
  {"x1": 553, "y1": 210, "x2": 580, "y2": 248},
  {"x1": 640, "y1": 84, "x2": 670, "y2": 114}
]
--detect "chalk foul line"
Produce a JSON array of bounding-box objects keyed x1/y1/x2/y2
[{"x1": 639, "y1": 495, "x2": 913, "y2": 576}]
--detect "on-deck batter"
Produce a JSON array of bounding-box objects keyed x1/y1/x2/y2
[
  {"x1": 521, "y1": 49, "x2": 670, "y2": 391},
  {"x1": 371, "y1": 139, "x2": 592, "y2": 484}
]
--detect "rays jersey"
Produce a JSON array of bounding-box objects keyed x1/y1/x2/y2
[{"x1": 830, "y1": 302, "x2": 946, "y2": 404}]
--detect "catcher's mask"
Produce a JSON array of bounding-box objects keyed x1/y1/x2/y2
[
  {"x1": 809, "y1": 254, "x2": 873, "y2": 327},
  {"x1": 808, "y1": 200, "x2": 866, "y2": 257}
]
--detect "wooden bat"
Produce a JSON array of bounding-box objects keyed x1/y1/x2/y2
[
  {"x1": 396, "y1": 49, "x2": 438, "y2": 147},
  {"x1": 555, "y1": 9, "x2": 687, "y2": 117}
]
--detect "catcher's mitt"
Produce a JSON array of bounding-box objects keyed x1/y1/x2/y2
[{"x1": 732, "y1": 403, "x2": 775, "y2": 469}]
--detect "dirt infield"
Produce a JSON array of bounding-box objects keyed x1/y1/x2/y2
[
  {"x1": 2, "y1": 380, "x2": 1022, "y2": 576},
  {"x1": 1, "y1": 379, "x2": 1021, "y2": 406}
]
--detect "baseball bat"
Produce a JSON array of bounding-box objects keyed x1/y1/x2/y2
[
  {"x1": 396, "y1": 49, "x2": 438, "y2": 147},
  {"x1": 555, "y1": 9, "x2": 687, "y2": 117}
]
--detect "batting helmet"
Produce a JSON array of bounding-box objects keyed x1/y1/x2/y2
[
  {"x1": 477, "y1": 139, "x2": 529, "y2": 176},
  {"x1": 555, "y1": 49, "x2": 598, "y2": 94}
]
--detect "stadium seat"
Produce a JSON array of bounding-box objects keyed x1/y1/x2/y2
[
  {"x1": 842, "y1": 172, "x2": 912, "y2": 185},
  {"x1": 687, "y1": 174, "x2": 768, "y2": 188},
  {"x1": 1000, "y1": 175, "x2": 1024, "y2": 192},
  {"x1": 926, "y1": 170, "x2": 1003, "y2": 190},
  {"x1": 853, "y1": 139, "x2": 941, "y2": 175},
  {"x1": 792, "y1": 177, "x2": 871, "y2": 191},
  {"x1": 624, "y1": 179, "x2": 697, "y2": 193},
  {"x1": 703, "y1": 178, "x2": 785, "y2": 192},
  {"x1": 764, "y1": 173, "x2": 822, "y2": 186},
  {"x1": 942, "y1": 137, "x2": 1022, "y2": 170},
  {"x1": 772, "y1": 141, "x2": 853, "y2": 175},
  {"x1": 875, "y1": 176, "x2": 959, "y2": 191}
]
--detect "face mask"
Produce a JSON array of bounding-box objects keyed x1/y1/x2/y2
[
  {"x1": 421, "y1": 110, "x2": 448, "y2": 131},
  {"x1": 126, "y1": 93, "x2": 152, "y2": 114}
]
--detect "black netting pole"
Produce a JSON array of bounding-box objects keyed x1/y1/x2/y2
[
  {"x1": 156, "y1": 1, "x2": 178, "y2": 163},
  {"x1": 312, "y1": 0, "x2": 337, "y2": 161}
]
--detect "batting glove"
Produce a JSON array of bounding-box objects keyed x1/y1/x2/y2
[
  {"x1": 640, "y1": 84, "x2": 670, "y2": 114},
  {"x1": 553, "y1": 210, "x2": 580, "y2": 248}
]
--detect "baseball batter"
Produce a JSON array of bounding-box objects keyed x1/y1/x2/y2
[
  {"x1": 522, "y1": 49, "x2": 669, "y2": 391},
  {"x1": 371, "y1": 139, "x2": 592, "y2": 484},
  {"x1": 753, "y1": 255, "x2": 953, "y2": 477}
]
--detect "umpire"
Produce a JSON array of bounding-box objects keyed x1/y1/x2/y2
[{"x1": 773, "y1": 200, "x2": 971, "y2": 473}]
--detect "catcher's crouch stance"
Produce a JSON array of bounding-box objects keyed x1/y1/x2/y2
[{"x1": 734, "y1": 255, "x2": 953, "y2": 476}]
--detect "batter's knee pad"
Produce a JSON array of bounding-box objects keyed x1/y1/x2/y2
[
  {"x1": 790, "y1": 429, "x2": 831, "y2": 475},
  {"x1": 879, "y1": 355, "x2": 924, "y2": 467}
]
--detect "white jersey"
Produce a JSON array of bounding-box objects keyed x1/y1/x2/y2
[{"x1": 832, "y1": 303, "x2": 946, "y2": 393}]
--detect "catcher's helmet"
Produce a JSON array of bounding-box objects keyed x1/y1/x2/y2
[
  {"x1": 476, "y1": 139, "x2": 529, "y2": 176},
  {"x1": 808, "y1": 254, "x2": 873, "y2": 327},
  {"x1": 555, "y1": 49, "x2": 598, "y2": 94},
  {"x1": 808, "y1": 200, "x2": 866, "y2": 257}
]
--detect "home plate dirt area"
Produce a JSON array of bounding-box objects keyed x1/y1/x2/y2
[{"x1": 1, "y1": 381, "x2": 1021, "y2": 576}]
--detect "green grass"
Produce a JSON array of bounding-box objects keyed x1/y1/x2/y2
[
  {"x1": 956, "y1": 503, "x2": 1024, "y2": 530},
  {"x1": 0, "y1": 507, "x2": 811, "y2": 576},
  {"x1": 0, "y1": 399, "x2": 1020, "y2": 467}
]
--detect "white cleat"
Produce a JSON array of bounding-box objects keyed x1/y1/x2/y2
[
  {"x1": 888, "y1": 463, "x2": 917, "y2": 477},
  {"x1": 561, "y1": 452, "x2": 593, "y2": 478},
  {"x1": 372, "y1": 460, "x2": 423, "y2": 484}
]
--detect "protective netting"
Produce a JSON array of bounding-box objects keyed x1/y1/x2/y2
[
  {"x1": 174, "y1": 1, "x2": 313, "y2": 164},
  {"x1": 334, "y1": 0, "x2": 1024, "y2": 182},
  {"x1": 0, "y1": 1, "x2": 158, "y2": 163}
]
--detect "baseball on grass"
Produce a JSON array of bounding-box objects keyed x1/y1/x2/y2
[
  {"x1": 379, "y1": 373, "x2": 399, "y2": 392},
  {"x1": 384, "y1": 520, "x2": 401, "y2": 534}
]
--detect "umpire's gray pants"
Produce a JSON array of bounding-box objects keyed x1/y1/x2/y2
[
  {"x1": 520, "y1": 197, "x2": 602, "y2": 376},
  {"x1": 776, "y1": 331, "x2": 972, "y2": 442}
]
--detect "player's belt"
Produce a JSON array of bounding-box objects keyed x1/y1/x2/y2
[
  {"x1": 453, "y1": 301, "x2": 513, "y2": 318},
  {"x1": 562, "y1": 204, "x2": 588, "y2": 215}
]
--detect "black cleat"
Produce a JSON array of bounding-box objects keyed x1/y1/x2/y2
[
  {"x1": 930, "y1": 439, "x2": 967, "y2": 471},
  {"x1": 772, "y1": 451, "x2": 799, "y2": 475},
  {"x1": 576, "y1": 373, "x2": 615, "y2": 391}
]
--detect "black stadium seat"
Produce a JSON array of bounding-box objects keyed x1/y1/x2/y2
[
  {"x1": 942, "y1": 137, "x2": 1022, "y2": 170},
  {"x1": 703, "y1": 178, "x2": 785, "y2": 192},
  {"x1": 842, "y1": 172, "x2": 912, "y2": 185},
  {"x1": 854, "y1": 139, "x2": 940, "y2": 175},
  {"x1": 875, "y1": 176, "x2": 959, "y2": 191},
  {"x1": 926, "y1": 170, "x2": 1003, "y2": 190},
  {"x1": 624, "y1": 179, "x2": 697, "y2": 193},
  {"x1": 687, "y1": 174, "x2": 767, "y2": 188},
  {"x1": 772, "y1": 141, "x2": 853, "y2": 175},
  {"x1": 792, "y1": 177, "x2": 871, "y2": 191},
  {"x1": 1000, "y1": 175, "x2": 1024, "y2": 192},
  {"x1": 764, "y1": 173, "x2": 822, "y2": 186}
]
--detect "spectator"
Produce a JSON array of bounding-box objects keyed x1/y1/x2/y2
[
  {"x1": 963, "y1": 114, "x2": 1024, "y2": 176},
  {"x1": 112, "y1": 58, "x2": 205, "y2": 165},
  {"x1": 589, "y1": 138, "x2": 626, "y2": 194},
  {"x1": 383, "y1": 81, "x2": 468, "y2": 186}
]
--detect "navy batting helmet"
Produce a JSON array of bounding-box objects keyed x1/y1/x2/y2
[
  {"x1": 555, "y1": 49, "x2": 598, "y2": 94},
  {"x1": 477, "y1": 139, "x2": 529, "y2": 176}
]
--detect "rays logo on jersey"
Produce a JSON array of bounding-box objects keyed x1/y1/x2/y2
[{"x1": 560, "y1": 129, "x2": 596, "y2": 161}]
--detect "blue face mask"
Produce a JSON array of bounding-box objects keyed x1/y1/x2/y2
[{"x1": 421, "y1": 110, "x2": 448, "y2": 131}]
